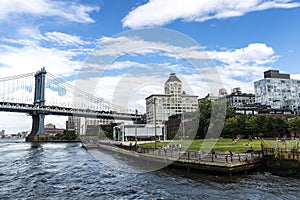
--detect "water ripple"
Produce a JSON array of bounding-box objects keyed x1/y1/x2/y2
[{"x1": 0, "y1": 139, "x2": 299, "y2": 199}]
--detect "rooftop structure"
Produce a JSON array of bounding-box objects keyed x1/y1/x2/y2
[
  {"x1": 264, "y1": 70, "x2": 290, "y2": 79},
  {"x1": 146, "y1": 73, "x2": 198, "y2": 125}
]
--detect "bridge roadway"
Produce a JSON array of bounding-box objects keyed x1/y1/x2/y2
[{"x1": 0, "y1": 101, "x2": 141, "y2": 120}]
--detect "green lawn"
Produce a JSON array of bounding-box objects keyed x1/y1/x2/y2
[{"x1": 139, "y1": 138, "x2": 300, "y2": 153}]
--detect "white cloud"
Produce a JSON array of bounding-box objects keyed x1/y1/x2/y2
[
  {"x1": 94, "y1": 36, "x2": 209, "y2": 60},
  {"x1": 208, "y1": 43, "x2": 278, "y2": 65},
  {"x1": 0, "y1": 29, "x2": 94, "y2": 77},
  {"x1": 205, "y1": 43, "x2": 277, "y2": 93},
  {"x1": 95, "y1": 37, "x2": 276, "y2": 65},
  {"x1": 91, "y1": 36, "x2": 278, "y2": 95},
  {"x1": 95, "y1": 74, "x2": 173, "y2": 112},
  {"x1": 107, "y1": 61, "x2": 141, "y2": 70},
  {"x1": 0, "y1": 0, "x2": 99, "y2": 23},
  {"x1": 122, "y1": 0, "x2": 300, "y2": 28},
  {"x1": 44, "y1": 32, "x2": 90, "y2": 46},
  {"x1": 0, "y1": 113, "x2": 31, "y2": 134},
  {"x1": 0, "y1": 43, "x2": 82, "y2": 76},
  {"x1": 95, "y1": 36, "x2": 172, "y2": 56},
  {"x1": 217, "y1": 64, "x2": 270, "y2": 92}
]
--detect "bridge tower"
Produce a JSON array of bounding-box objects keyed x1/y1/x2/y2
[{"x1": 30, "y1": 67, "x2": 47, "y2": 135}]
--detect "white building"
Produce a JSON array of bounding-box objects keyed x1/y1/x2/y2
[
  {"x1": 254, "y1": 70, "x2": 300, "y2": 115},
  {"x1": 146, "y1": 73, "x2": 198, "y2": 125},
  {"x1": 113, "y1": 124, "x2": 165, "y2": 142}
]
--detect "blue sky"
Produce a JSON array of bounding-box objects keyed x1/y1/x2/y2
[{"x1": 0, "y1": 0, "x2": 300, "y2": 133}]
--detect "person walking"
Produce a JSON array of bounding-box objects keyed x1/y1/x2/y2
[{"x1": 229, "y1": 150, "x2": 233, "y2": 162}]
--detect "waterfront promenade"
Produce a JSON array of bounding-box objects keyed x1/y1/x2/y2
[{"x1": 82, "y1": 140, "x2": 262, "y2": 175}]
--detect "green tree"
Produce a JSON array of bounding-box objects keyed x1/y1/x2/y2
[
  {"x1": 101, "y1": 125, "x2": 114, "y2": 139},
  {"x1": 255, "y1": 116, "x2": 268, "y2": 137},
  {"x1": 288, "y1": 117, "x2": 300, "y2": 137},
  {"x1": 245, "y1": 115, "x2": 257, "y2": 137},
  {"x1": 197, "y1": 98, "x2": 212, "y2": 138},
  {"x1": 236, "y1": 115, "x2": 247, "y2": 136},
  {"x1": 269, "y1": 117, "x2": 289, "y2": 138},
  {"x1": 222, "y1": 117, "x2": 239, "y2": 138},
  {"x1": 197, "y1": 98, "x2": 233, "y2": 139},
  {"x1": 225, "y1": 101, "x2": 235, "y2": 119},
  {"x1": 63, "y1": 129, "x2": 77, "y2": 140}
]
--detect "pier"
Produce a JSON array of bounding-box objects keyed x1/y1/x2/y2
[
  {"x1": 83, "y1": 141, "x2": 262, "y2": 175},
  {"x1": 262, "y1": 147, "x2": 300, "y2": 177}
]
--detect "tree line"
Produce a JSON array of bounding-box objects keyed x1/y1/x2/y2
[{"x1": 196, "y1": 99, "x2": 300, "y2": 139}]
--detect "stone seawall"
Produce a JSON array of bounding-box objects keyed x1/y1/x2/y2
[
  {"x1": 263, "y1": 156, "x2": 300, "y2": 177},
  {"x1": 26, "y1": 134, "x2": 81, "y2": 143}
]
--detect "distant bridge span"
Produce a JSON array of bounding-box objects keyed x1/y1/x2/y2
[
  {"x1": 0, "y1": 68, "x2": 141, "y2": 135},
  {"x1": 0, "y1": 101, "x2": 142, "y2": 120}
]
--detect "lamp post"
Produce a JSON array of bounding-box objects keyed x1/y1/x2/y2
[
  {"x1": 154, "y1": 98, "x2": 157, "y2": 149},
  {"x1": 135, "y1": 109, "x2": 138, "y2": 150},
  {"x1": 182, "y1": 111, "x2": 185, "y2": 140}
]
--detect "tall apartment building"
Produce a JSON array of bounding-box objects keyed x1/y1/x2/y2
[
  {"x1": 254, "y1": 70, "x2": 300, "y2": 115},
  {"x1": 146, "y1": 73, "x2": 198, "y2": 125}
]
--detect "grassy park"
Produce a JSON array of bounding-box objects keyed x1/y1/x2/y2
[{"x1": 138, "y1": 138, "x2": 300, "y2": 153}]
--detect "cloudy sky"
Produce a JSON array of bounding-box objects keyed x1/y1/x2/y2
[{"x1": 1, "y1": 0, "x2": 300, "y2": 133}]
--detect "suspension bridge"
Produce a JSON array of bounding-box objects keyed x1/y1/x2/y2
[{"x1": 0, "y1": 68, "x2": 141, "y2": 139}]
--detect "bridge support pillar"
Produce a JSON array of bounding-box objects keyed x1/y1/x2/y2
[
  {"x1": 26, "y1": 133, "x2": 49, "y2": 142},
  {"x1": 27, "y1": 114, "x2": 46, "y2": 142},
  {"x1": 26, "y1": 68, "x2": 47, "y2": 142},
  {"x1": 37, "y1": 114, "x2": 45, "y2": 134}
]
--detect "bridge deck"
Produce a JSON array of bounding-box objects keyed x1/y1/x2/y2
[{"x1": 0, "y1": 101, "x2": 141, "y2": 120}]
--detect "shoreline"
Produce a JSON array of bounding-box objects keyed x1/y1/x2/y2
[
  {"x1": 82, "y1": 141, "x2": 300, "y2": 177},
  {"x1": 82, "y1": 141, "x2": 262, "y2": 176}
]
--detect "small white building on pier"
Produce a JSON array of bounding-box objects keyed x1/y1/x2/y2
[{"x1": 113, "y1": 124, "x2": 166, "y2": 142}]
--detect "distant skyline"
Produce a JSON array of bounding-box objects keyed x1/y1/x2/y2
[{"x1": 0, "y1": 0, "x2": 300, "y2": 133}]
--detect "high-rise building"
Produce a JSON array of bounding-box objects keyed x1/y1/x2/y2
[
  {"x1": 67, "y1": 116, "x2": 82, "y2": 135},
  {"x1": 255, "y1": 70, "x2": 300, "y2": 115},
  {"x1": 146, "y1": 73, "x2": 198, "y2": 125}
]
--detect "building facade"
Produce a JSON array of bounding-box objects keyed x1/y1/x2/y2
[
  {"x1": 201, "y1": 88, "x2": 259, "y2": 115},
  {"x1": 226, "y1": 87, "x2": 256, "y2": 108},
  {"x1": 44, "y1": 123, "x2": 64, "y2": 135},
  {"x1": 146, "y1": 73, "x2": 198, "y2": 125},
  {"x1": 254, "y1": 70, "x2": 300, "y2": 115},
  {"x1": 67, "y1": 116, "x2": 83, "y2": 135},
  {"x1": 113, "y1": 124, "x2": 165, "y2": 142}
]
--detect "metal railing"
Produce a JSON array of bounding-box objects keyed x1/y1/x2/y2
[
  {"x1": 263, "y1": 147, "x2": 300, "y2": 161},
  {"x1": 128, "y1": 146, "x2": 262, "y2": 163},
  {"x1": 83, "y1": 139, "x2": 262, "y2": 164}
]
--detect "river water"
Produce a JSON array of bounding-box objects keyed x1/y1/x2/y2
[{"x1": 0, "y1": 139, "x2": 299, "y2": 200}]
